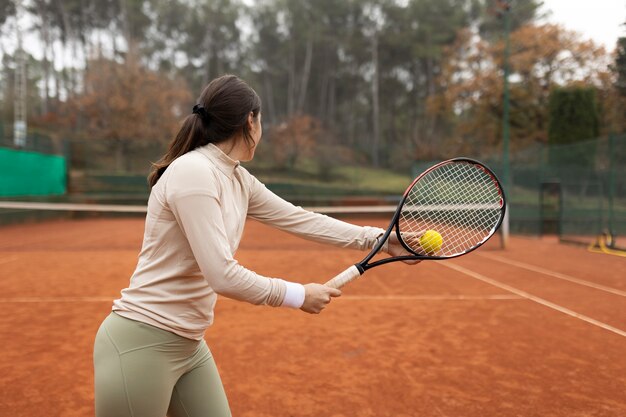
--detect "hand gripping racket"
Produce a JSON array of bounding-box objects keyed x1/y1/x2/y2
[{"x1": 325, "y1": 158, "x2": 506, "y2": 289}]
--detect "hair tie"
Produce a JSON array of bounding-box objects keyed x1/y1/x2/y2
[{"x1": 192, "y1": 104, "x2": 210, "y2": 123}]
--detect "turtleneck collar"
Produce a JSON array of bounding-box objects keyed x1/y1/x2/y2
[{"x1": 196, "y1": 143, "x2": 240, "y2": 178}]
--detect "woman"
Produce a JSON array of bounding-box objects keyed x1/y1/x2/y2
[{"x1": 93, "y1": 75, "x2": 411, "y2": 417}]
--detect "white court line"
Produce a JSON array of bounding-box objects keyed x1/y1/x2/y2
[
  {"x1": 0, "y1": 294, "x2": 521, "y2": 303},
  {"x1": 440, "y1": 262, "x2": 626, "y2": 338},
  {"x1": 340, "y1": 294, "x2": 522, "y2": 301},
  {"x1": 0, "y1": 201, "x2": 147, "y2": 212},
  {"x1": 478, "y1": 253, "x2": 626, "y2": 297},
  {"x1": 0, "y1": 255, "x2": 19, "y2": 265},
  {"x1": 0, "y1": 233, "x2": 134, "y2": 252},
  {"x1": 0, "y1": 296, "x2": 114, "y2": 303},
  {"x1": 0, "y1": 231, "x2": 101, "y2": 251}
]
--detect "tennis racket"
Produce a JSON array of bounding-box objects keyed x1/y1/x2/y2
[{"x1": 325, "y1": 157, "x2": 506, "y2": 289}]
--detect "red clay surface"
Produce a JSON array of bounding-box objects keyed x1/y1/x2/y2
[{"x1": 0, "y1": 217, "x2": 625, "y2": 417}]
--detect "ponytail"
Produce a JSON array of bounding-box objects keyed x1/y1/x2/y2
[
  {"x1": 148, "y1": 115, "x2": 209, "y2": 187},
  {"x1": 148, "y1": 74, "x2": 261, "y2": 188}
]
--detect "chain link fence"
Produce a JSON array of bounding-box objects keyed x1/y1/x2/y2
[
  {"x1": 411, "y1": 135, "x2": 625, "y2": 246},
  {"x1": 489, "y1": 135, "x2": 623, "y2": 245},
  {"x1": 2, "y1": 121, "x2": 624, "y2": 246}
]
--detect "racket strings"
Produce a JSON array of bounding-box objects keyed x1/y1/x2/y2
[
  {"x1": 399, "y1": 162, "x2": 503, "y2": 256},
  {"x1": 406, "y1": 165, "x2": 500, "y2": 254},
  {"x1": 423, "y1": 166, "x2": 501, "y2": 252}
]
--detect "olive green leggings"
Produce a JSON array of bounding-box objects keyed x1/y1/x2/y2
[{"x1": 93, "y1": 312, "x2": 232, "y2": 417}]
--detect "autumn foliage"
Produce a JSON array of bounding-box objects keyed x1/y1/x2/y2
[
  {"x1": 428, "y1": 24, "x2": 612, "y2": 154},
  {"x1": 3, "y1": 1, "x2": 621, "y2": 174},
  {"x1": 267, "y1": 115, "x2": 323, "y2": 169},
  {"x1": 79, "y1": 57, "x2": 190, "y2": 140},
  {"x1": 45, "y1": 53, "x2": 190, "y2": 170}
]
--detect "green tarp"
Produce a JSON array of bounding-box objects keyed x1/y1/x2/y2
[{"x1": 0, "y1": 147, "x2": 66, "y2": 196}]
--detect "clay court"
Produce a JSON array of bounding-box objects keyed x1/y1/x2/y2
[{"x1": 0, "y1": 216, "x2": 625, "y2": 416}]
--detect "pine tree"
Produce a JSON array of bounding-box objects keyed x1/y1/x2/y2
[
  {"x1": 615, "y1": 37, "x2": 626, "y2": 97},
  {"x1": 548, "y1": 87, "x2": 599, "y2": 167}
]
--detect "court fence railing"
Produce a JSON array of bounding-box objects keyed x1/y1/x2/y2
[
  {"x1": 2, "y1": 126, "x2": 624, "y2": 247},
  {"x1": 410, "y1": 134, "x2": 626, "y2": 247}
]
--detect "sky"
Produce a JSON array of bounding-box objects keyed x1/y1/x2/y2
[{"x1": 539, "y1": 0, "x2": 625, "y2": 51}]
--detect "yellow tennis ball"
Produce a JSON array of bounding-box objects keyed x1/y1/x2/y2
[{"x1": 420, "y1": 230, "x2": 443, "y2": 254}]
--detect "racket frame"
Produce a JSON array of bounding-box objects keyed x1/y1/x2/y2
[{"x1": 355, "y1": 157, "x2": 506, "y2": 273}]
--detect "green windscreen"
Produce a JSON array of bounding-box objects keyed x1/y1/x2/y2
[{"x1": 0, "y1": 147, "x2": 67, "y2": 196}]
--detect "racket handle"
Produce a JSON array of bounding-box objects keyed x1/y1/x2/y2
[{"x1": 325, "y1": 265, "x2": 363, "y2": 289}]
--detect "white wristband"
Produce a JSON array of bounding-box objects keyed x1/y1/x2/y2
[{"x1": 281, "y1": 281, "x2": 306, "y2": 308}]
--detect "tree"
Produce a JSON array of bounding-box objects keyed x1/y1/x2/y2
[
  {"x1": 266, "y1": 114, "x2": 320, "y2": 169},
  {"x1": 428, "y1": 24, "x2": 611, "y2": 156},
  {"x1": 611, "y1": 36, "x2": 626, "y2": 133},
  {"x1": 65, "y1": 54, "x2": 191, "y2": 171},
  {"x1": 379, "y1": 0, "x2": 476, "y2": 160},
  {"x1": 178, "y1": 0, "x2": 242, "y2": 92},
  {"x1": 3, "y1": 0, "x2": 614, "y2": 175},
  {"x1": 548, "y1": 87, "x2": 599, "y2": 167},
  {"x1": 616, "y1": 37, "x2": 626, "y2": 96}
]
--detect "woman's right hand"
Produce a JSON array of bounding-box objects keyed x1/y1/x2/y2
[{"x1": 300, "y1": 284, "x2": 342, "y2": 314}]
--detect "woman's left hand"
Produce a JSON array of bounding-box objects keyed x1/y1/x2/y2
[{"x1": 384, "y1": 233, "x2": 421, "y2": 265}]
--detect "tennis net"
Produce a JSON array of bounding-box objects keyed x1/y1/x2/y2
[{"x1": 0, "y1": 200, "x2": 398, "y2": 228}]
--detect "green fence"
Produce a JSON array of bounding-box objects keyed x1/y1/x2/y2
[
  {"x1": 0, "y1": 147, "x2": 67, "y2": 196},
  {"x1": 3, "y1": 126, "x2": 623, "y2": 245},
  {"x1": 552, "y1": 136, "x2": 625, "y2": 245},
  {"x1": 501, "y1": 135, "x2": 625, "y2": 244},
  {"x1": 411, "y1": 135, "x2": 626, "y2": 245}
]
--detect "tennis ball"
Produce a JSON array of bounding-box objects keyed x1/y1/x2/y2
[{"x1": 420, "y1": 230, "x2": 443, "y2": 254}]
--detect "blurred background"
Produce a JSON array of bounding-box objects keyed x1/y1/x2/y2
[{"x1": 0, "y1": 0, "x2": 624, "y2": 246}]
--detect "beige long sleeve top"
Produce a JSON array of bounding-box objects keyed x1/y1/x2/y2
[{"x1": 112, "y1": 143, "x2": 384, "y2": 340}]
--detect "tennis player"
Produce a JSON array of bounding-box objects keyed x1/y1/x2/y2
[{"x1": 93, "y1": 74, "x2": 413, "y2": 417}]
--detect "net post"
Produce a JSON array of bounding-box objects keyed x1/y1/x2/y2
[{"x1": 500, "y1": 204, "x2": 509, "y2": 249}]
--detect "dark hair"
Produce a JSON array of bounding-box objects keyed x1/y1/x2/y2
[{"x1": 148, "y1": 74, "x2": 261, "y2": 187}]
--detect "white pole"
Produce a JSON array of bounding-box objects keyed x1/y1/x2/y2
[
  {"x1": 13, "y1": 0, "x2": 27, "y2": 148},
  {"x1": 501, "y1": 203, "x2": 510, "y2": 248}
]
